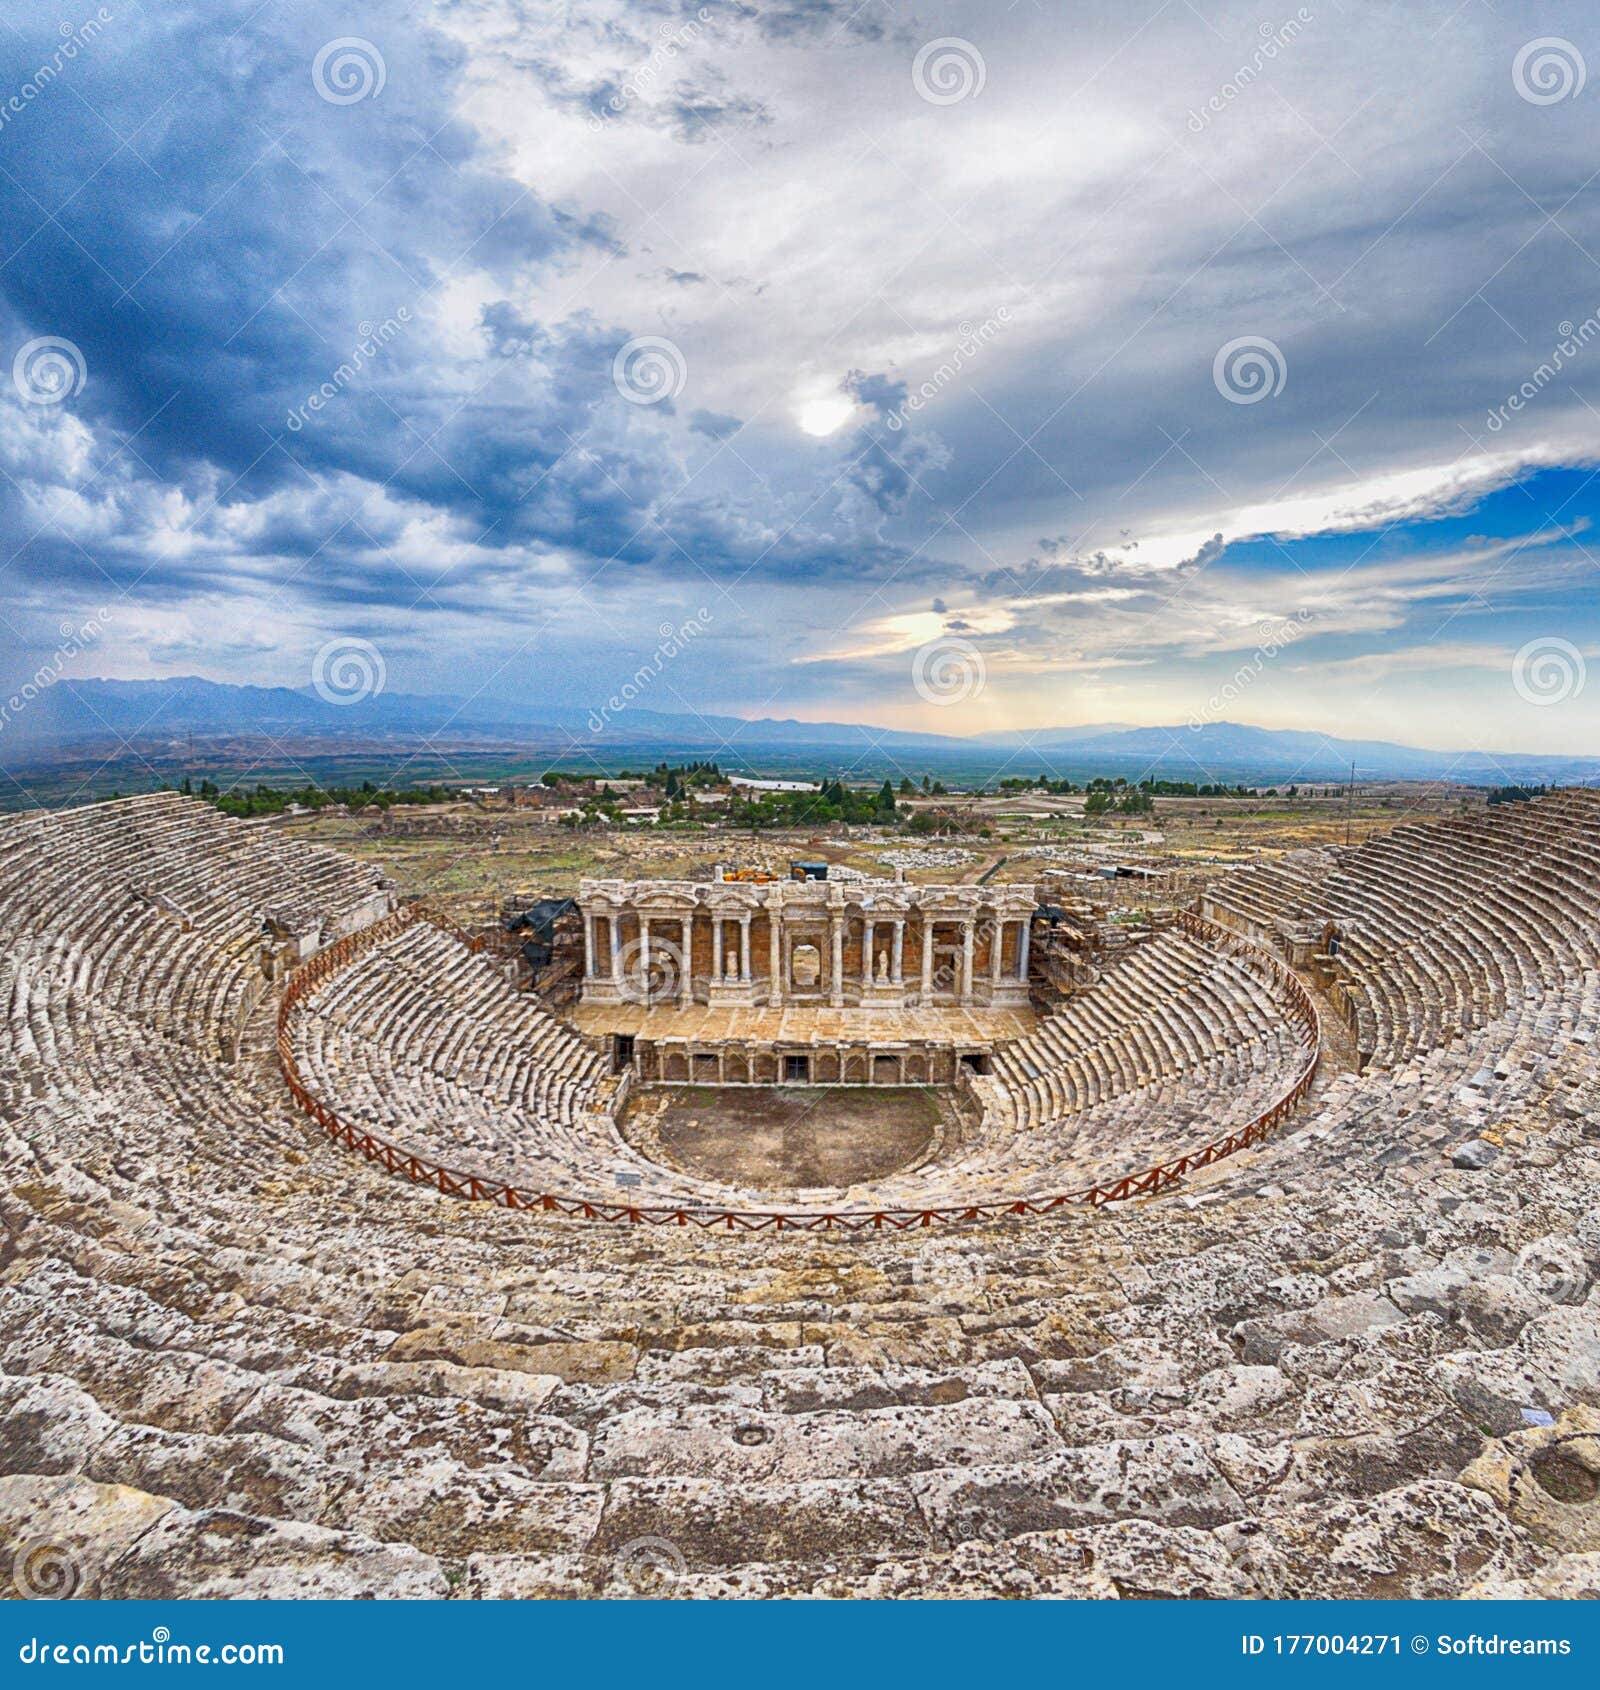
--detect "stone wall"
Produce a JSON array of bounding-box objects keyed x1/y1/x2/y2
[
  {"x1": 631, "y1": 1037, "x2": 982, "y2": 1087},
  {"x1": 577, "y1": 876, "x2": 1038, "y2": 1011}
]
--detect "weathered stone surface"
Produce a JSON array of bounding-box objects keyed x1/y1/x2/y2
[
  {"x1": 1074, "y1": 1520, "x2": 1258, "y2": 1597},
  {"x1": 0, "y1": 1372, "x2": 118, "y2": 1476},
  {"x1": 594, "y1": 1475, "x2": 930, "y2": 1566},
  {"x1": 587, "y1": 1398, "x2": 1059, "y2": 1483},
  {"x1": 2, "y1": 789, "x2": 1598, "y2": 1598},
  {"x1": 912, "y1": 1436, "x2": 1243, "y2": 1546},
  {"x1": 333, "y1": 1467, "x2": 604, "y2": 1560},
  {"x1": 314, "y1": 1358, "x2": 564, "y2": 1416},
  {"x1": 636, "y1": 1345, "x2": 827, "y2": 1385},
  {"x1": 1457, "y1": 1275, "x2": 1544, "y2": 1346},
  {"x1": 461, "y1": 1552, "x2": 600, "y2": 1600},
  {"x1": 0, "y1": 1475, "x2": 175, "y2": 1599},
  {"x1": 810, "y1": 1535, "x2": 1115, "y2": 1599},
  {"x1": 1466, "y1": 1549, "x2": 1600, "y2": 1600},
  {"x1": 1512, "y1": 1235, "x2": 1592, "y2": 1305},
  {"x1": 387, "y1": 1326, "x2": 636, "y2": 1385},
  {"x1": 1387, "y1": 1265, "x2": 1472, "y2": 1319},
  {"x1": 1460, "y1": 1406, "x2": 1600, "y2": 1553},
  {"x1": 96, "y1": 1508, "x2": 448, "y2": 1599},
  {"x1": 1235, "y1": 1481, "x2": 1539, "y2": 1599}
]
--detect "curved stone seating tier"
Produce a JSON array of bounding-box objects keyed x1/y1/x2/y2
[
  {"x1": 1204, "y1": 791, "x2": 1600, "y2": 1070},
  {"x1": 1, "y1": 794, "x2": 1596, "y2": 1598},
  {"x1": 277, "y1": 905, "x2": 1319, "y2": 1224},
  {"x1": 0, "y1": 793, "x2": 391, "y2": 1059}
]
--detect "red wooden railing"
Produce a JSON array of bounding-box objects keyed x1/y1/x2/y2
[{"x1": 277, "y1": 903, "x2": 1322, "y2": 1232}]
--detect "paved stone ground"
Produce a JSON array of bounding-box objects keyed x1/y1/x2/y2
[
  {"x1": 623, "y1": 1084, "x2": 949, "y2": 1191},
  {"x1": 570, "y1": 1001, "x2": 1035, "y2": 1043}
]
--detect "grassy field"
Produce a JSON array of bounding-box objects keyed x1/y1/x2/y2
[{"x1": 271, "y1": 783, "x2": 1477, "y2": 922}]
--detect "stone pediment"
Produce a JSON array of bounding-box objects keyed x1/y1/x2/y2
[{"x1": 631, "y1": 891, "x2": 699, "y2": 915}]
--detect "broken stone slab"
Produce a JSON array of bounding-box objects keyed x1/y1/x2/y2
[
  {"x1": 96, "y1": 1506, "x2": 448, "y2": 1599},
  {"x1": 1459, "y1": 1404, "x2": 1600, "y2": 1554},
  {"x1": 0, "y1": 1474, "x2": 175, "y2": 1599}
]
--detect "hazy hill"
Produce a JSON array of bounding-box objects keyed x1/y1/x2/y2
[{"x1": 8, "y1": 678, "x2": 1598, "y2": 786}]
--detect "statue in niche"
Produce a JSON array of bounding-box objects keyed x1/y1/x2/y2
[{"x1": 876, "y1": 949, "x2": 890, "y2": 983}]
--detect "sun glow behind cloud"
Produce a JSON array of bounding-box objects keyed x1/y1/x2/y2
[
  {"x1": 794, "y1": 395, "x2": 856, "y2": 437},
  {"x1": 1, "y1": 0, "x2": 1599, "y2": 754}
]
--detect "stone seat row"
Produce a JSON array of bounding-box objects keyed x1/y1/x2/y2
[
  {"x1": 1, "y1": 794, "x2": 1596, "y2": 1597},
  {"x1": 1206, "y1": 791, "x2": 1600, "y2": 1070},
  {"x1": 3, "y1": 957, "x2": 1593, "y2": 1595}
]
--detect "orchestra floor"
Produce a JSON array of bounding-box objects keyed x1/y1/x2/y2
[{"x1": 619, "y1": 1083, "x2": 954, "y2": 1192}]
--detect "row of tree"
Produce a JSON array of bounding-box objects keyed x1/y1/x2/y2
[
  {"x1": 725, "y1": 780, "x2": 899, "y2": 830},
  {"x1": 173, "y1": 778, "x2": 454, "y2": 818},
  {"x1": 1085, "y1": 788, "x2": 1154, "y2": 817},
  {"x1": 1487, "y1": 784, "x2": 1551, "y2": 805}
]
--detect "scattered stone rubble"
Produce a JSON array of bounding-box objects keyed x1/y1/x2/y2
[{"x1": 877, "y1": 848, "x2": 975, "y2": 872}]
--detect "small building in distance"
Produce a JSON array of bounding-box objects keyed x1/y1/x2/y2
[{"x1": 728, "y1": 774, "x2": 821, "y2": 794}]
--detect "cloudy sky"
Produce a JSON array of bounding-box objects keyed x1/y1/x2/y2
[{"x1": 3, "y1": 0, "x2": 1600, "y2": 751}]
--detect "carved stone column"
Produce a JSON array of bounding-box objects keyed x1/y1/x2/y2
[
  {"x1": 892, "y1": 917, "x2": 905, "y2": 983},
  {"x1": 830, "y1": 914, "x2": 844, "y2": 1007},
  {"x1": 609, "y1": 913, "x2": 622, "y2": 980},
  {"x1": 862, "y1": 918, "x2": 874, "y2": 986},
  {"x1": 740, "y1": 914, "x2": 752, "y2": 982},
  {"x1": 583, "y1": 913, "x2": 595, "y2": 979},
  {"x1": 679, "y1": 913, "x2": 694, "y2": 1008},
  {"x1": 1018, "y1": 916, "x2": 1031, "y2": 979},
  {"x1": 921, "y1": 914, "x2": 935, "y2": 998},
  {"x1": 768, "y1": 907, "x2": 783, "y2": 1006},
  {"x1": 639, "y1": 916, "x2": 651, "y2": 1003},
  {"x1": 989, "y1": 916, "x2": 1005, "y2": 986},
  {"x1": 960, "y1": 919, "x2": 975, "y2": 1002},
  {"x1": 712, "y1": 917, "x2": 724, "y2": 979}
]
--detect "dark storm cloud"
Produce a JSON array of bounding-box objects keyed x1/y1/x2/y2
[
  {"x1": 0, "y1": 0, "x2": 942, "y2": 618},
  {"x1": 0, "y1": 0, "x2": 634, "y2": 587},
  {"x1": 720, "y1": 0, "x2": 896, "y2": 45},
  {"x1": 4, "y1": 0, "x2": 1600, "y2": 751}
]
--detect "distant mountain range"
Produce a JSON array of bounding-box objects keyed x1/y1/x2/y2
[{"x1": 7, "y1": 675, "x2": 1599, "y2": 787}]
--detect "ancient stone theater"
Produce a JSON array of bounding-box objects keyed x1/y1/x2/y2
[{"x1": 0, "y1": 790, "x2": 1596, "y2": 1598}]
